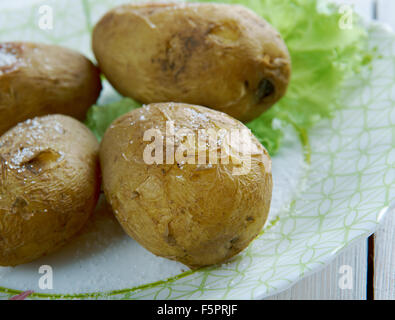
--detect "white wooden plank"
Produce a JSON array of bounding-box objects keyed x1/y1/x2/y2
[
  {"x1": 266, "y1": 240, "x2": 368, "y2": 300},
  {"x1": 377, "y1": 0, "x2": 395, "y2": 30},
  {"x1": 374, "y1": 207, "x2": 395, "y2": 300},
  {"x1": 330, "y1": 0, "x2": 374, "y2": 21}
]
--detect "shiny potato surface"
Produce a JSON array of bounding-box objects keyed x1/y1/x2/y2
[
  {"x1": 0, "y1": 115, "x2": 101, "y2": 266},
  {"x1": 0, "y1": 42, "x2": 102, "y2": 135},
  {"x1": 100, "y1": 103, "x2": 272, "y2": 268},
  {"x1": 92, "y1": 2, "x2": 291, "y2": 122}
]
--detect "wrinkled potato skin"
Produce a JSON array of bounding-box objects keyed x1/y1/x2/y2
[
  {"x1": 100, "y1": 103, "x2": 272, "y2": 268},
  {"x1": 0, "y1": 115, "x2": 101, "y2": 266},
  {"x1": 92, "y1": 3, "x2": 291, "y2": 123},
  {"x1": 0, "y1": 42, "x2": 102, "y2": 135}
]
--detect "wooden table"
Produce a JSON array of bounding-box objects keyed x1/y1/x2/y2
[{"x1": 267, "y1": 0, "x2": 395, "y2": 300}]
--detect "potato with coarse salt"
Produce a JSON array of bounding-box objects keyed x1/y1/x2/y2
[
  {"x1": 0, "y1": 42, "x2": 102, "y2": 136},
  {"x1": 92, "y1": 2, "x2": 291, "y2": 123},
  {"x1": 0, "y1": 115, "x2": 101, "y2": 266},
  {"x1": 100, "y1": 102, "x2": 272, "y2": 268}
]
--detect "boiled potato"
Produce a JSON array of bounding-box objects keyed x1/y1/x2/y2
[
  {"x1": 0, "y1": 115, "x2": 100, "y2": 266},
  {"x1": 92, "y1": 2, "x2": 291, "y2": 123},
  {"x1": 0, "y1": 42, "x2": 102, "y2": 135},
  {"x1": 100, "y1": 103, "x2": 272, "y2": 268}
]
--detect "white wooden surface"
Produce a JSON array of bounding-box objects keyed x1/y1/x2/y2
[
  {"x1": 267, "y1": 0, "x2": 395, "y2": 300},
  {"x1": 378, "y1": 0, "x2": 395, "y2": 30},
  {"x1": 374, "y1": 210, "x2": 395, "y2": 300}
]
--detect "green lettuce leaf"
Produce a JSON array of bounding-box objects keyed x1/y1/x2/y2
[
  {"x1": 85, "y1": 98, "x2": 140, "y2": 141},
  {"x1": 85, "y1": 0, "x2": 371, "y2": 154}
]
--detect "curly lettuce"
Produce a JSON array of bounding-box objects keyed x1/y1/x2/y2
[
  {"x1": 236, "y1": 0, "x2": 370, "y2": 153},
  {"x1": 85, "y1": 98, "x2": 140, "y2": 140},
  {"x1": 85, "y1": 0, "x2": 371, "y2": 154}
]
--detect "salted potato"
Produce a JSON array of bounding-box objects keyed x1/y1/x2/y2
[
  {"x1": 92, "y1": 2, "x2": 291, "y2": 123},
  {"x1": 0, "y1": 42, "x2": 102, "y2": 135},
  {"x1": 100, "y1": 103, "x2": 272, "y2": 268},
  {"x1": 0, "y1": 115, "x2": 100, "y2": 266}
]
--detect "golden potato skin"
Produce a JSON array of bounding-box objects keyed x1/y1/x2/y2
[
  {"x1": 92, "y1": 2, "x2": 291, "y2": 123},
  {"x1": 0, "y1": 115, "x2": 101, "y2": 266},
  {"x1": 100, "y1": 103, "x2": 272, "y2": 268},
  {"x1": 0, "y1": 42, "x2": 102, "y2": 135}
]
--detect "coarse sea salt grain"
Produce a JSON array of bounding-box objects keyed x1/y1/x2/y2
[{"x1": 0, "y1": 50, "x2": 17, "y2": 68}]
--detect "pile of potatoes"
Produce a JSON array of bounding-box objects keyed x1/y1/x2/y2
[{"x1": 0, "y1": 2, "x2": 290, "y2": 268}]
